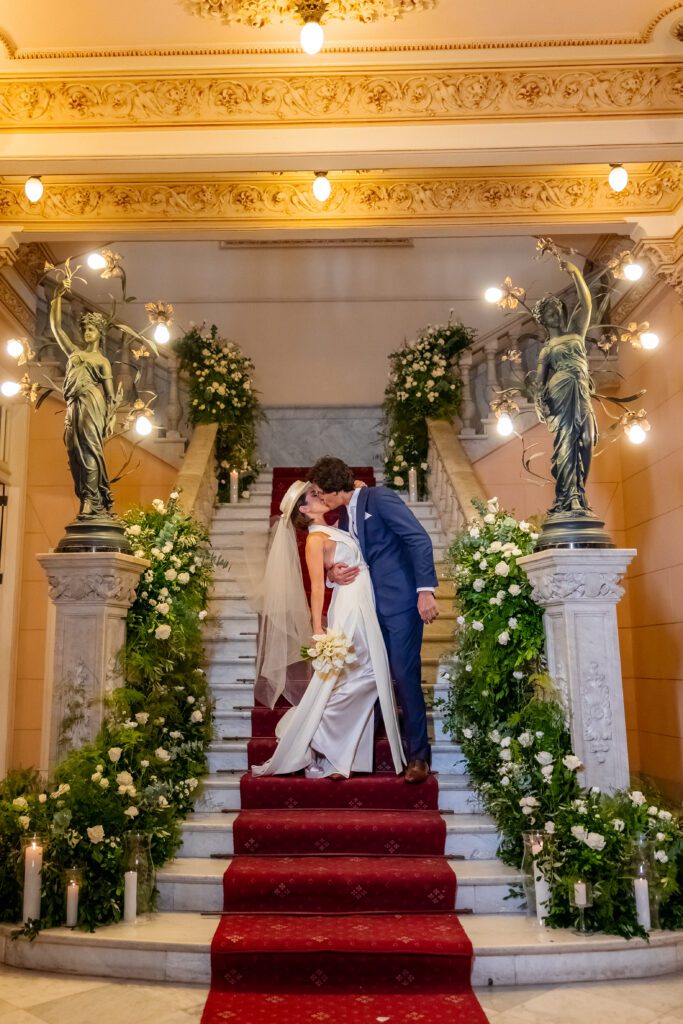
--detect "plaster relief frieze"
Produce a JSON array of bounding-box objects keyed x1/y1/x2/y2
[
  {"x1": 582, "y1": 661, "x2": 614, "y2": 765},
  {"x1": 46, "y1": 571, "x2": 138, "y2": 604},
  {"x1": 0, "y1": 63, "x2": 680, "y2": 129},
  {"x1": 0, "y1": 275, "x2": 36, "y2": 333},
  {"x1": 0, "y1": 164, "x2": 680, "y2": 230},
  {"x1": 635, "y1": 229, "x2": 683, "y2": 298},
  {"x1": 530, "y1": 572, "x2": 625, "y2": 604}
]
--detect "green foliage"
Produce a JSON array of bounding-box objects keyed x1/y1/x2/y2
[
  {"x1": 440, "y1": 498, "x2": 683, "y2": 938},
  {"x1": 0, "y1": 493, "x2": 216, "y2": 933},
  {"x1": 175, "y1": 323, "x2": 263, "y2": 501},
  {"x1": 382, "y1": 317, "x2": 474, "y2": 498}
]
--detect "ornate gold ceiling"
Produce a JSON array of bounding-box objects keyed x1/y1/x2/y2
[
  {"x1": 0, "y1": 163, "x2": 679, "y2": 232},
  {"x1": 0, "y1": 60, "x2": 680, "y2": 130}
]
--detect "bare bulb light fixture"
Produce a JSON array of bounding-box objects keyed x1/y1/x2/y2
[
  {"x1": 297, "y1": 0, "x2": 327, "y2": 53},
  {"x1": 312, "y1": 172, "x2": 331, "y2": 202},
  {"x1": 24, "y1": 176, "x2": 44, "y2": 203},
  {"x1": 87, "y1": 252, "x2": 108, "y2": 271},
  {"x1": 496, "y1": 412, "x2": 514, "y2": 437},
  {"x1": 484, "y1": 286, "x2": 504, "y2": 304},
  {"x1": 6, "y1": 338, "x2": 24, "y2": 360},
  {"x1": 608, "y1": 165, "x2": 629, "y2": 192},
  {"x1": 640, "y1": 331, "x2": 659, "y2": 350},
  {"x1": 626, "y1": 422, "x2": 647, "y2": 445},
  {"x1": 0, "y1": 380, "x2": 21, "y2": 397},
  {"x1": 135, "y1": 414, "x2": 153, "y2": 437},
  {"x1": 623, "y1": 262, "x2": 644, "y2": 282},
  {"x1": 153, "y1": 322, "x2": 171, "y2": 344}
]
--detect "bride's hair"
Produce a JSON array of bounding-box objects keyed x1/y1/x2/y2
[{"x1": 290, "y1": 491, "x2": 312, "y2": 531}]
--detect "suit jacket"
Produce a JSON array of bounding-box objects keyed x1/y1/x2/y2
[{"x1": 338, "y1": 486, "x2": 437, "y2": 617}]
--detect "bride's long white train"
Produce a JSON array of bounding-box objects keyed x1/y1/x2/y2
[{"x1": 252, "y1": 525, "x2": 406, "y2": 778}]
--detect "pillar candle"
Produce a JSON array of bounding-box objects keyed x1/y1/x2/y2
[
  {"x1": 573, "y1": 881, "x2": 588, "y2": 908},
  {"x1": 531, "y1": 840, "x2": 550, "y2": 922},
  {"x1": 66, "y1": 881, "x2": 79, "y2": 927},
  {"x1": 124, "y1": 870, "x2": 138, "y2": 923},
  {"x1": 634, "y1": 878, "x2": 651, "y2": 930},
  {"x1": 229, "y1": 470, "x2": 239, "y2": 504},
  {"x1": 408, "y1": 467, "x2": 418, "y2": 504},
  {"x1": 22, "y1": 839, "x2": 43, "y2": 923}
]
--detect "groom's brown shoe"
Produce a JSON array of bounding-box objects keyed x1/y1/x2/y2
[{"x1": 404, "y1": 759, "x2": 430, "y2": 784}]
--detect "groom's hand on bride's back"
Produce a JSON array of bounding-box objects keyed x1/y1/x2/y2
[{"x1": 328, "y1": 562, "x2": 360, "y2": 586}]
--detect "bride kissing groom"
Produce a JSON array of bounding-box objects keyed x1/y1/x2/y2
[{"x1": 251, "y1": 456, "x2": 439, "y2": 785}]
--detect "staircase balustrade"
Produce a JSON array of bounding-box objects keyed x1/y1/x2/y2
[
  {"x1": 426, "y1": 418, "x2": 487, "y2": 540},
  {"x1": 175, "y1": 422, "x2": 219, "y2": 527}
]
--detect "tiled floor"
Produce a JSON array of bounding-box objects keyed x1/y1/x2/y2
[{"x1": 0, "y1": 964, "x2": 682, "y2": 1024}]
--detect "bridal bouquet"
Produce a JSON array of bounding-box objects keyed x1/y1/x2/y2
[{"x1": 302, "y1": 629, "x2": 356, "y2": 680}]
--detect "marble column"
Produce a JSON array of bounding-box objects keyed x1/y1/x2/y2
[
  {"x1": 517, "y1": 548, "x2": 636, "y2": 793},
  {"x1": 37, "y1": 551, "x2": 148, "y2": 769}
]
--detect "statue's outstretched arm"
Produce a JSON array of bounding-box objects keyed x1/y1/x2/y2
[
  {"x1": 563, "y1": 260, "x2": 592, "y2": 340},
  {"x1": 49, "y1": 286, "x2": 77, "y2": 357}
]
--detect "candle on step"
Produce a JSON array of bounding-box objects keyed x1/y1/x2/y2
[
  {"x1": 124, "y1": 870, "x2": 138, "y2": 922},
  {"x1": 531, "y1": 840, "x2": 550, "y2": 922},
  {"x1": 66, "y1": 880, "x2": 79, "y2": 927},
  {"x1": 408, "y1": 467, "x2": 418, "y2": 504},
  {"x1": 633, "y1": 877, "x2": 651, "y2": 930},
  {"x1": 22, "y1": 836, "x2": 43, "y2": 923},
  {"x1": 229, "y1": 469, "x2": 239, "y2": 504},
  {"x1": 573, "y1": 881, "x2": 588, "y2": 908}
]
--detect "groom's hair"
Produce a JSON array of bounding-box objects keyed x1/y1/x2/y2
[{"x1": 308, "y1": 456, "x2": 355, "y2": 493}]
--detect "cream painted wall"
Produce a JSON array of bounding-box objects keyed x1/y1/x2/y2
[{"x1": 471, "y1": 283, "x2": 683, "y2": 799}]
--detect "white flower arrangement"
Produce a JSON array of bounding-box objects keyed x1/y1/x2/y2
[{"x1": 303, "y1": 629, "x2": 357, "y2": 680}]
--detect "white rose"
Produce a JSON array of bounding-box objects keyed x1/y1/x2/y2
[
  {"x1": 141, "y1": 760, "x2": 150, "y2": 768},
  {"x1": 501, "y1": 776, "x2": 510, "y2": 786},
  {"x1": 508, "y1": 617, "x2": 518, "y2": 629},
  {"x1": 462, "y1": 728, "x2": 473, "y2": 739},
  {"x1": 611, "y1": 818, "x2": 625, "y2": 832},
  {"x1": 544, "y1": 821, "x2": 555, "y2": 834},
  {"x1": 573, "y1": 800, "x2": 588, "y2": 814},
  {"x1": 393, "y1": 475, "x2": 405, "y2": 487},
  {"x1": 87, "y1": 825, "x2": 105, "y2": 843},
  {"x1": 157, "y1": 602, "x2": 170, "y2": 615},
  {"x1": 128, "y1": 524, "x2": 142, "y2": 536},
  {"x1": 124, "y1": 806, "x2": 139, "y2": 818},
  {"x1": 456, "y1": 616, "x2": 465, "y2": 626},
  {"x1": 158, "y1": 795, "x2": 169, "y2": 809},
  {"x1": 585, "y1": 832, "x2": 606, "y2": 851},
  {"x1": 571, "y1": 825, "x2": 589, "y2": 842},
  {"x1": 500, "y1": 736, "x2": 511, "y2": 748},
  {"x1": 656, "y1": 832, "x2": 666, "y2": 842},
  {"x1": 99, "y1": 778, "x2": 109, "y2": 789},
  {"x1": 658, "y1": 810, "x2": 672, "y2": 821},
  {"x1": 518, "y1": 732, "x2": 532, "y2": 748},
  {"x1": 170, "y1": 491, "x2": 179, "y2": 500},
  {"x1": 541, "y1": 764, "x2": 554, "y2": 779},
  {"x1": 18, "y1": 815, "x2": 30, "y2": 829},
  {"x1": 190, "y1": 709, "x2": 203, "y2": 723},
  {"x1": 494, "y1": 561, "x2": 510, "y2": 577},
  {"x1": 508, "y1": 584, "x2": 521, "y2": 596},
  {"x1": 108, "y1": 747, "x2": 122, "y2": 763},
  {"x1": 198, "y1": 610, "x2": 208, "y2": 620},
  {"x1": 654, "y1": 850, "x2": 669, "y2": 863},
  {"x1": 155, "y1": 624, "x2": 171, "y2": 640},
  {"x1": 629, "y1": 790, "x2": 646, "y2": 806},
  {"x1": 483, "y1": 513, "x2": 495, "y2": 524},
  {"x1": 473, "y1": 579, "x2": 485, "y2": 592},
  {"x1": 155, "y1": 747, "x2": 171, "y2": 762},
  {"x1": 497, "y1": 631, "x2": 510, "y2": 645},
  {"x1": 562, "y1": 755, "x2": 583, "y2": 772},
  {"x1": 488, "y1": 541, "x2": 502, "y2": 553},
  {"x1": 178, "y1": 572, "x2": 190, "y2": 585},
  {"x1": 479, "y1": 559, "x2": 487, "y2": 570},
  {"x1": 152, "y1": 499, "x2": 166, "y2": 513},
  {"x1": 535, "y1": 751, "x2": 554, "y2": 766},
  {"x1": 91, "y1": 771, "x2": 102, "y2": 782},
  {"x1": 465, "y1": 664, "x2": 472, "y2": 672},
  {"x1": 164, "y1": 568, "x2": 177, "y2": 582},
  {"x1": 468, "y1": 527, "x2": 480, "y2": 539},
  {"x1": 116, "y1": 771, "x2": 133, "y2": 786},
  {"x1": 647, "y1": 806, "x2": 658, "y2": 816},
  {"x1": 187, "y1": 695, "x2": 195, "y2": 704},
  {"x1": 499, "y1": 748, "x2": 512, "y2": 762},
  {"x1": 472, "y1": 621, "x2": 484, "y2": 632},
  {"x1": 38, "y1": 794, "x2": 47, "y2": 804},
  {"x1": 519, "y1": 521, "x2": 530, "y2": 532},
  {"x1": 135, "y1": 712, "x2": 149, "y2": 725},
  {"x1": 12, "y1": 797, "x2": 28, "y2": 809}
]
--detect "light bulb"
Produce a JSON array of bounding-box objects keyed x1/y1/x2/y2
[
  {"x1": 6, "y1": 338, "x2": 24, "y2": 359},
  {"x1": 300, "y1": 20, "x2": 324, "y2": 55},
  {"x1": 153, "y1": 322, "x2": 170, "y2": 344},
  {"x1": 640, "y1": 331, "x2": 659, "y2": 350},
  {"x1": 135, "y1": 414, "x2": 153, "y2": 437},
  {"x1": 87, "y1": 252, "x2": 107, "y2": 270},
  {"x1": 623, "y1": 262, "x2": 643, "y2": 282},
  {"x1": 484, "y1": 286, "x2": 504, "y2": 304},
  {"x1": 1, "y1": 380, "x2": 21, "y2": 397},
  {"x1": 626, "y1": 422, "x2": 647, "y2": 445},
  {"x1": 312, "y1": 173, "x2": 331, "y2": 203},
  {"x1": 496, "y1": 412, "x2": 514, "y2": 437},
  {"x1": 608, "y1": 165, "x2": 628, "y2": 192},
  {"x1": 24, "y1": 176, "x2": 44, "y2": 203}
]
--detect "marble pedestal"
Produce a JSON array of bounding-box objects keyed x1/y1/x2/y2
[
  {"x1": 517, "y1": 548, "x2": 636, "y2": 793},
  {"x1": 37, "y1": 551, "x2": 148, "y2": 770}
]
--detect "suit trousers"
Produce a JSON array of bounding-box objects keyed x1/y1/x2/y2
[{"x1": 378, "y1": 605, "x2": 430, "y2": 764}]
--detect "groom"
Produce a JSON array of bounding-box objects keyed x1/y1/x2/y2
[{"x1": 308, "y1": 456, "x2": 439, "y2": 784}]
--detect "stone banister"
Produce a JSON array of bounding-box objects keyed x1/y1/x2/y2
[
  {"x1": 426, "y1": 417, "x2": 487, "y2": 538},
  {"x1": 175, "y1": 422, "x2": 218, "y2": 528}
]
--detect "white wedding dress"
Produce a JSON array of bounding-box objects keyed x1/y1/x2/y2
[{"x1": 252, "y1": 526, "x2": 406, "y2": 778}]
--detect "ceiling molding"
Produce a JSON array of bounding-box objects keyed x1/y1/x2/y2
[
  {"x1": 0, "y1": 163, "x2": 679, "y2": 232},
  {"x1": 0, "y1": 60, "x2": 681, "y2": 131}
]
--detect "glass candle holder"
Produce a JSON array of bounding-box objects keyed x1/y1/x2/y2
[
  {"x1": 21, "y1": 834, "x2": 46, "y2": 924},
  {"x1": 569, "y1": 879, "x2": 593, "y2": 934},
  {"x1": 521, "y1": 831, "x2": 551, "y2": 923},
  {"x1": 631, "y1": 833, "x2": 659, "y2": 931},
  {"x1": 123, "y1": 832, "x2": 156, "y2": 922},
  {"x1": 64, "y1": 867, "x2": 83, "y2": 927}
]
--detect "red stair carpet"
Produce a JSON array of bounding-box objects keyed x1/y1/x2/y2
[{"x1": 201, "y1": 469, "x2": 488, "y2": 1024}]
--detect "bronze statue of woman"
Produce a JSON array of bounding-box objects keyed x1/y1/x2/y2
[
  {"x1": 49, "y1": 282, "x2": 117, "y2": 520},
  {"x1": 532, "y1": 260, "x2": 610, "y2": 547}
]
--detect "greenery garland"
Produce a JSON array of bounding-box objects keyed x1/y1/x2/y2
[
  {"x1": 175, "y1": 324, "x2": 263, "y2": 501},
  {"x1": 0, "y1": 493, "x2": 215, "y2": 933},
  {"x1": 382, "y1": 316, "x2": 474, "y2": 497},
  {"x1": 441, "y1": 498, "x2": 683, "y2": 938}
]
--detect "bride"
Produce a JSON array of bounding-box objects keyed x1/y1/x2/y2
[{"x1": 249, "y1": 480, "x2": 405, "y2": 779}]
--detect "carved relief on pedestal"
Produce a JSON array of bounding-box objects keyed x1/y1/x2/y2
[
  {"x1": 45, "y1": 571, "x2": 138, "y2": 604},
  {"x1": 530, "y1": 571, "x2": 625, "y2": 604},
  {"x1": 581, "y1": 660, "x2": 614, "y2": 766},
  {"x1": 55, "y1": 658, "x2": 94, "y2": 759}
]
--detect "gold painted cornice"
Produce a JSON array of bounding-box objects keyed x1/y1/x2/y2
[
  {"x1": 0, "y1": 164, "x2": 679, "y2": 231},
  {"x1": 0, "y1": 60, "x2": 681, "y2": 130}
]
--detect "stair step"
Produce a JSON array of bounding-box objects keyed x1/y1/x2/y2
[{"x1": 207, "y1": 740, "x2": 466, "y2": 774}]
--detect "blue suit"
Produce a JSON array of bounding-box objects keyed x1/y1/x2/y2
[{"x1": 338, "y1": 486, "x2": 437, "y2": 763}]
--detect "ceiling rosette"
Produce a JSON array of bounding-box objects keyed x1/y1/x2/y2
[{"x1": 179, "y1": 0, "x2": 437, "y2": 27}]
